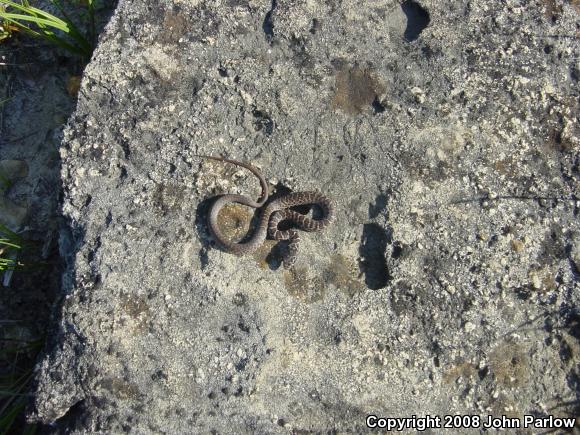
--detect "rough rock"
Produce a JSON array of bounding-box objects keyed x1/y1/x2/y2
[{"x1": 31, "y1": 0, "x2": 579, "y2": 432}]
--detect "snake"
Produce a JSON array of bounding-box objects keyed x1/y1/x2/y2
[{"x1": 199, "y1": 155, "x2": 335, "y2": 268}]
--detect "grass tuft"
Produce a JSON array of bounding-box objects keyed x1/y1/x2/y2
[
  {"x1": 0, "y1": 0, "x2": 96, "y2": 58},
  {"x1": 0, "y1": 337, "x2": 43, "y2": 434},
  {"x1": 0, "y1": 224, "x2": 21, "y2": 273}
]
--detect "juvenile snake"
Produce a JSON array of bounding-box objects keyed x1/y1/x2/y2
[{"x1": 199, "y1": 155, "x2": 334, "y2": 268}]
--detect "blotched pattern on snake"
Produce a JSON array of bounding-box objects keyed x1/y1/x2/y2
[{"x1": 199, "y1": 156, "x2": 335, "y2": 268}]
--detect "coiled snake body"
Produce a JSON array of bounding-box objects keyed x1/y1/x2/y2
[{"x1": 201, "y1": 156, "x2": 335, "y2": 268}]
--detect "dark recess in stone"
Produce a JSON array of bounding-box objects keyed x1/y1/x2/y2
[
  {"x1": 571, "y1": 65, "x2": 579, "y2": 82},
  {"x1": 199, "y1": 248, "x2": 209, "y2": 270},
  {"x1": 514, "y1": 286, "x2": 531, "y2": 300},
  {"x1": 252, "y1": 109, "x2": 274, "y2": 135},
  {"x1": 120, "y1": 138, "x2": 131, "y2": 160},
  {"x1": 559, "y1": 339, "x2": 573, "y2": 364},
  {"x1": 49, "y1": 399, "x2": 87, "y2": 430},
  {"x1": 310, "y1": 18, "x2": 320, "y2": 34},
  {"x1": 119, "y1": 166, "x2": 128, "y2": 181},
  {"x1": 151, "y1": 370, "x2": 168, "y2": 381},
  {"x1": 87, "y1": 236, "x2": 101, "y2": 263},
  {"x1": 263, "y1": 0, "x2": 277, "y2": 42},
  {"x1": 401, "y1": 0, "x2": 430, "y2": 42},
  {"x1": 565, "y1": 370, "x2": 580, "y2": 399},
  {"x1": 195, "y1": 197, "x2": 215, "y2": 269},
  {"x1": 235, "y1": 357, "x2": 248, "y2": 371},
  {"x1": 566, "y1": 243, "x2": 580, "y2": 281},
  {"x1": 191, "y1": 77, "x2": 204, "y2": 97},
  {"x1": 238, "y1": 319, "x2": 250, "y2": 333},
  {"x1": 392, "y1": 241, "x2": 403, "y2": 259},
  {"x1": 421, "y1": 45, "x2": 434, "y2": 58},
  {"x1": 372, "y1": 97, "x2": 386, "y2": 114},
  {"x1": 563, "y1": 307, "x2": 580, "y2": 340},
  {"x1": 359, "y1": 223, "x2": 390, "y2": 289},
  {"x1": 478, "y1": 366, "x2": 489, "y2": 380},
  {"x1": 232, "y1": 292, "x2": 247, "y2": 306},
  {"x1": 290, "y1": 36, "x2": 313, "y2": 70},
  {"x1": 368, "y1": 193, "x2": 388, "y2": 219}
]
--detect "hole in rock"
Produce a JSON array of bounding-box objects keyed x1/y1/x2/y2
[
  {"x1": 401, "y1": 0, "x2": 430, "y2": 42},
  {"x1": 263, "y1": 0, "x2": 277, "y2": 42},
  {"x1": 372, "y1": 96, "x2": 386, "y2": 114},
  {"x1": 359, "y1": 223, "x2": 390, "y2": 289},
  {"x1": 310, "y1": 18, "x2": 320, "y2": 34},
  {"x1": 252, "y1": 109, "x2": 274, "y2": 135}
]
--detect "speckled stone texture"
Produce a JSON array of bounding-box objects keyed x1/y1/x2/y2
[{"x1": 30, "y1": 0, "x2": 579, "y2": 432}]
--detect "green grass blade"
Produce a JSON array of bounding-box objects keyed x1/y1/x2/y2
[
  {"x1": 0, "y1": 373, "x2": 31, "y2": 432},
  {"x1": 12, "y1": 28, "x2": 86, "y2": 56},
  {"x1": 0, "y1": 0, "x2": 92, "y2": 57},
  {"x1": 0, "y1": 223, "x2": 20, "y2": 242},
  {"x1": 0, "y1": 258, "x2": 18, "y2": 269},
  {"x1": 0, "y1": 239, "x2": 20, "y2": 249},
  {"x1": 48, "y1": 0, "x2": 91, "y2": 53},
  {"x1": 0, "y1": 0, "x2": 67, "y2": 27},
  {"x1": 0, "y1": 13, "x2": 69, "y2": 32},
  {"x1": 49, "y1": 0, "x2": 76, "y2": 28}
]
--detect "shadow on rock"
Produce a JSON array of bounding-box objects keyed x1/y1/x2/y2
[{"x1": 359, "y1": 223, "x2": 391, "y2": 290}]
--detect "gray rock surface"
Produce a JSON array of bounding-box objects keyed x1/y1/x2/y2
[{"x1": 30, "y1": 0, "x2": 579, "y2": 432}]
